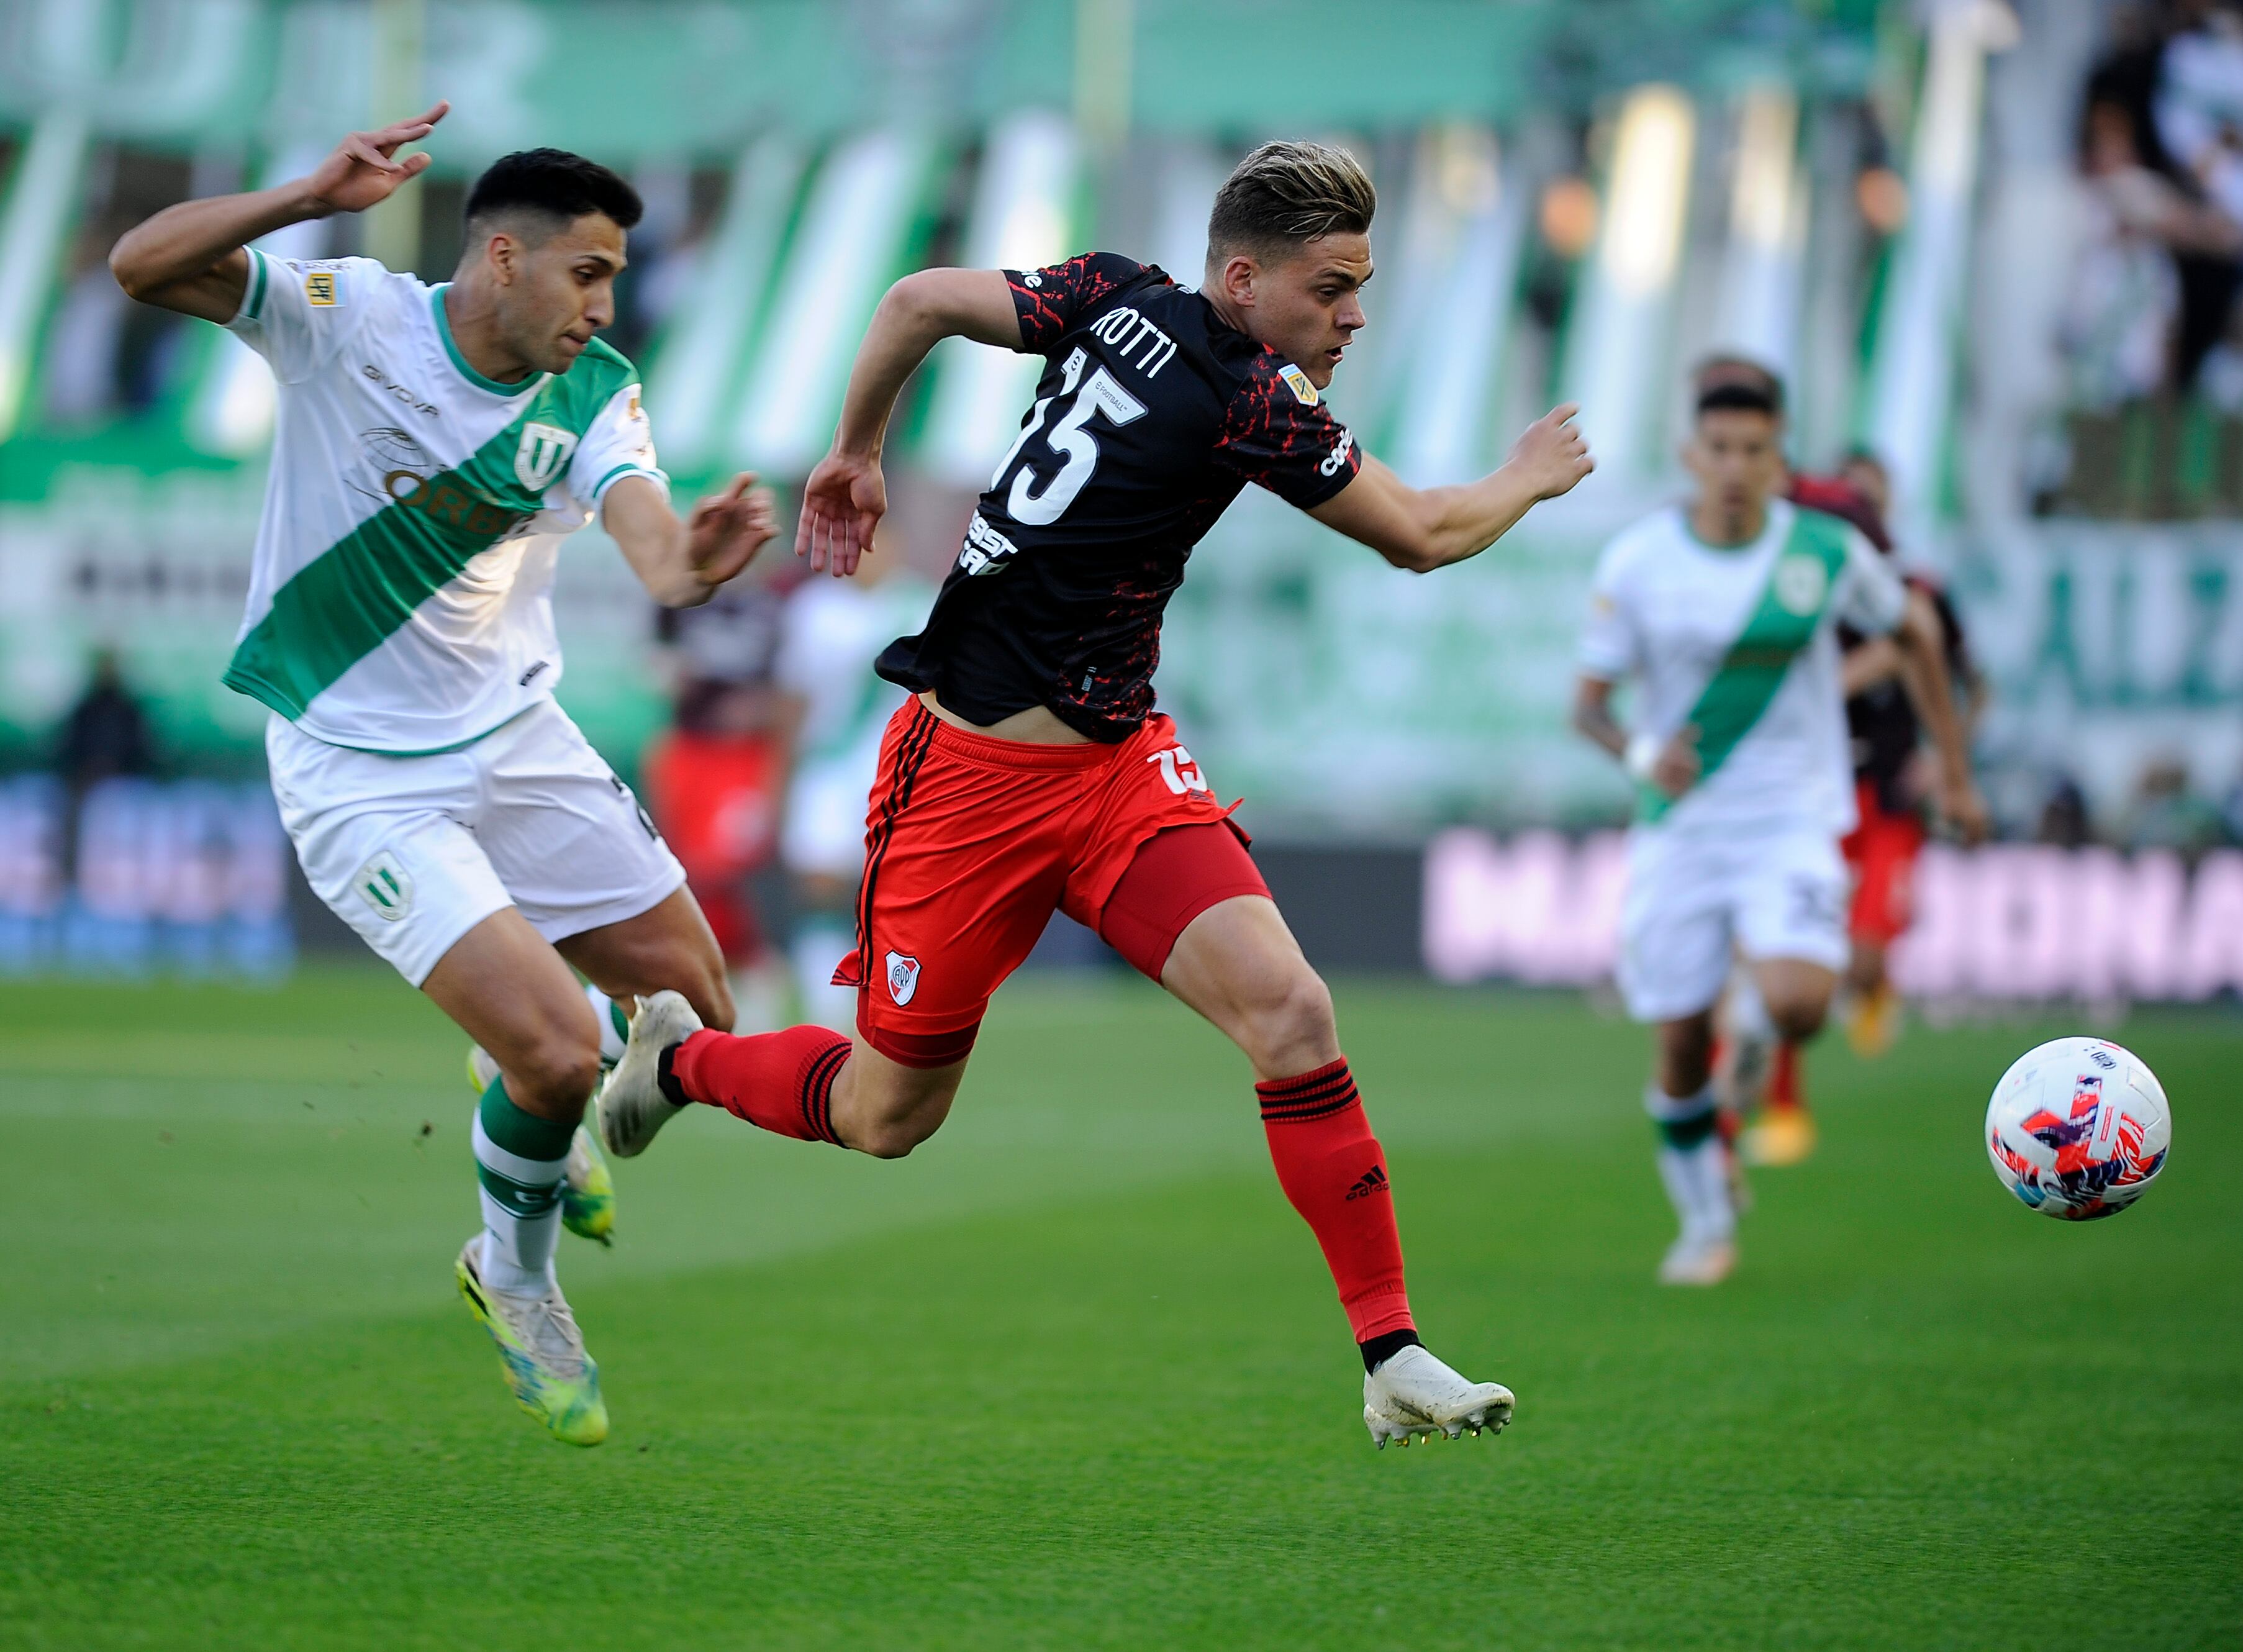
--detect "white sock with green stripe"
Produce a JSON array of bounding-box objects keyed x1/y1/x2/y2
[
  {"x1": 472, "y1": 1077, "x2": 574, "y2": 1296},
  {"x1": 584, "y1": 984, "x2": 630, "y2": 1066},
  {"x1": 1646, "y1": 1082, "x2": 1733, "y2": 1243}
]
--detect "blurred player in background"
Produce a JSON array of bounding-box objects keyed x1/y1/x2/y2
[
  {"x1": 109, "y1": 108, "x2": 775, "y2": 1445},
  {"x1": 1688, "y1": 360, "x2": 1988, "y2": 1168},
  {"x1": 1829, "y1": 448, "x2": 1986, "y2": 1061},
  {"x1": 641, "y1": 568, "x2": 799, "y2": 1033},
  {"x1": 599, "y1": 141, "x2": 1593, "y2": 1446},
  {"x1": 775, "y1": 545, "x2": 936, "y2": 1030},
  {"x1": 1572, "y1": 370, "x2": 1980, "y2": 1284}
]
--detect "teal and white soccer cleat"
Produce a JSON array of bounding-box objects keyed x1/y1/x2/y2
[
  {"x1": 561, "y1": 1123, "x2": 616, "y2": 1246},
  {"x1": 466, "y1": 1045, "x2": 616, "y2": 1246},
  {"x1": 455, "y1": 1236, "x2": 609, "y2": 1446},
  {"x1": 1363, "y1": 1345, "x2": 1515, "y2": 1449},
  {"x1": 597, "y1": 989, "x2": 702, "y2": 1159}
]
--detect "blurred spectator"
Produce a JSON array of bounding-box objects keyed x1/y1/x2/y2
[
  {"x1": 2037, "y1": 773, "x2": 2095, "y2": 848},
  {"x1": 775, "y1": 553, "x2": 936, "y2": 1029},
  {"x1": 56, "y1": 648, "x2": 155, "y2": 792},
  {"x1": 642, "y1": 574, "x2": 801, "y2": 1030},
  {"x1": 41, "y1": 226, "x2": 134, "y2": 427},
  {"x1": 55, "y1": 648, "x2": 156, "y2": 885},
  {"x1": 2064, "y1": 94, "x2": 2241, "y2": 406},
  {"x1": 2121, "y1": 754, "x2": 2225, "y2": 853},
  {"x1": 2156, "y1": 0, "x2": 2243, "y2": 225}
]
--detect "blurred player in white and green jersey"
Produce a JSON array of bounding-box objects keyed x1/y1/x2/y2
[
  {"x1": 111, "y1": 104, "x2": 776, "y2": 1444},
  {"x1": 1571, "y1": 371, "x2": 1981, "y2": 1286}
]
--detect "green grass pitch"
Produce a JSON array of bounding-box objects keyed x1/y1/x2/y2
[{"x1": 4, "y1": 968, "x2": 2237, "y2": 1650}]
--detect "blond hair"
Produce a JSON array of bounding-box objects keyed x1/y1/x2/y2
[{"x1": 1207, "y1": 141, "x2": 1375, "y2": 264}]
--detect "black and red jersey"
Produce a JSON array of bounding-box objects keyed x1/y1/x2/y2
[
  {"x1": 1795, "y1": 473, "x2": 1972, "y2": 811},
  {"x1": 875, "y1": 252, "x2": 1364, "y2": 742}
]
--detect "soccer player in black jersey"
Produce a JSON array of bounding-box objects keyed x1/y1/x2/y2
[{"x1": 600, "y1": 141, "x2": 1592, "y2": 1446}]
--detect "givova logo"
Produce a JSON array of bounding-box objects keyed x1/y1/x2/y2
[
  {"x1": 354, "y1": 851, "x2": 412, "y2": 922},
  {"x1": 514, "y1": 422, "x2": 579, "y2": 495}
]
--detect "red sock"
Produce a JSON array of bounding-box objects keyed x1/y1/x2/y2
[
  {"x1": 1769, "y1": 1040, "x2": 1805, "y2": 1115},
  {"x1": 1257, "y1": 1059, "x2": 1414, "y2": 1343},
  {"x1": 666, "y1": 1026, "x2": 852, "y2": 1146}
]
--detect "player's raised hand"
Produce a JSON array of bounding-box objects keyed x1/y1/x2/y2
[
  {"x1": 795, "y1": 449, "x2": 888, "y2": 577},
  {"x1": 685, "y1": 472, "x2": 778, "y2": 593},
  {"x1": 304, "y1": 102, "x2": 450, "y2": 216},
  {"x1": 1508, "y1": 403, "x2": 1595, "y2": 501}
]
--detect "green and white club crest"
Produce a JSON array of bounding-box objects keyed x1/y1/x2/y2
[
  {"x1": 354, "y1": 851, "x2": 413, "y2": 921},
  {"x1": 514, "y1": 422, "x2": 578, "y2": 495},
  {"x1": 1772, "y1": 551, "x2": 1831, "y2": 616}
]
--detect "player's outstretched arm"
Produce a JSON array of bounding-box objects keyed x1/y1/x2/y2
[
  {"x1": 109, "y1": 103, "x2": 448, "y2": 322},
  {"x1": 1311, "y1": 404, "x2": 1593, "y2": 573},
  {"x1": 1893, "y1": 589, "x2": 1990, "y2": 843},
  {"x1": 797, "y1": 268, "x2": 1020, "y2": 576},
  {"x1": 606, "y1": 472, "x2": 779, "y2": 609}
]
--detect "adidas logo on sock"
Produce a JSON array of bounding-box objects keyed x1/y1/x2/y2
[{"x1": 1344, "y1": 1165, "x2": 1389, "y2": 1201}]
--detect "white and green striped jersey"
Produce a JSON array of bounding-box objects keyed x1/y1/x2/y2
[
  {"x1": 1579, "y1": 500, "x2": 1906, "y2": 836},
  {"x1": 224, "y1": 252, "x2": 666, "y2": 753}
]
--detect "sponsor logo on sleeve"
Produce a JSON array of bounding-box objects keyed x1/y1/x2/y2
[
  {"x1": 1318, "y1": 427, "x2": 1355, "y2": 478},
  {"x1": 1277, "y1": 363, "x2": 1320, "y2": 406},
  {"x1": 305, "y1": 270, "x2": 338, "y2": 307}
]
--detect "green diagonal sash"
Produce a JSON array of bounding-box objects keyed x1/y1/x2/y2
[
  {"x1": 224, "y1": 329, "x2": 636, "y2": 724},
  {"x1": 1638, "y1": 508, "x2": 1852, "y2": 824}
]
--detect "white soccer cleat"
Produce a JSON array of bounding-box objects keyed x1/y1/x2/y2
[
  {"x1": 1362, "y1": 1344, "x2": 1515, "y2": 1449},
  {"x1": 597, "y1": 989, "x2": 702, "y2": 1159},
  {"x1": 1657, "y1": 1232, "x2": 1738, "y2": 1286}
]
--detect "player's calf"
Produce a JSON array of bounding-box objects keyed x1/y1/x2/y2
[{"x1": 600, "y1": 990, "x2": 967, "y2": 1160}]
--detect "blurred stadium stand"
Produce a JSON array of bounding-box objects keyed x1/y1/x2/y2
[{"x1": 0, "y1": 0, "x2": 2237, "y2": 997}]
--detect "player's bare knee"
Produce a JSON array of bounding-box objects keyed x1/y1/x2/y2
[
  {"x1": 849, "y1": 1091, "x2": 949, "y2": 1158},
  {"x1": 851, "y1": 1115, "x2": 931, "y2": 1159},
  {"x1": 507, "y1": 1035, "x2": 603, "y2": 1119},
  {"x1": 1767, "y1": 996, "x2": 1829, "y2": 1043},
  {"x1": 1249, "y1": 968, "x2": 1337, "y2": 1074}
]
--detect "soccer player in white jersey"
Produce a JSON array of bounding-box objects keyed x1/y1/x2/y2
[
  {"x1": 1571, "y1": 373, "x2": 1980, "y2": 1285},
  {"x1": 111, "y1": 106, "x2": 775, "y2": 1443}
]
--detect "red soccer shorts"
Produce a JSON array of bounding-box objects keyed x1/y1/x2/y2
[
  {"x1": 1841, "y1": 778, "x2": 1925, "y2": 946},
  {"x1": 833, "y1": 699, "x2": 1266, "y2": 1066}
]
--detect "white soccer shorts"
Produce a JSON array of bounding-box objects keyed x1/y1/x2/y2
[
  {"x1": 1616, "y1": 823, "x2": 1849, "y2": 1023},
  {"x1": 266, "y1": 699, "x2": 686, "y2": 986}
]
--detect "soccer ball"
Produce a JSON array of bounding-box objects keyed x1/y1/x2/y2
[{"x1": 1985, "y1": 1037, "x2": 2170, "y2": 1221}]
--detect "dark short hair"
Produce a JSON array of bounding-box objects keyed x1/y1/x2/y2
[
  {"x1": 1697, "y1": 381, "x2": 1780, "y2": 419},
  {"x1": 464, "y1": 148, "x2": 642, "y2": 238},
  {"x1": 1207, "y1": 141, "x2": 1375, "y2": 265},
  {"x1": 1691, "y1": 353, "x2": 1785, "y2": 417}
]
